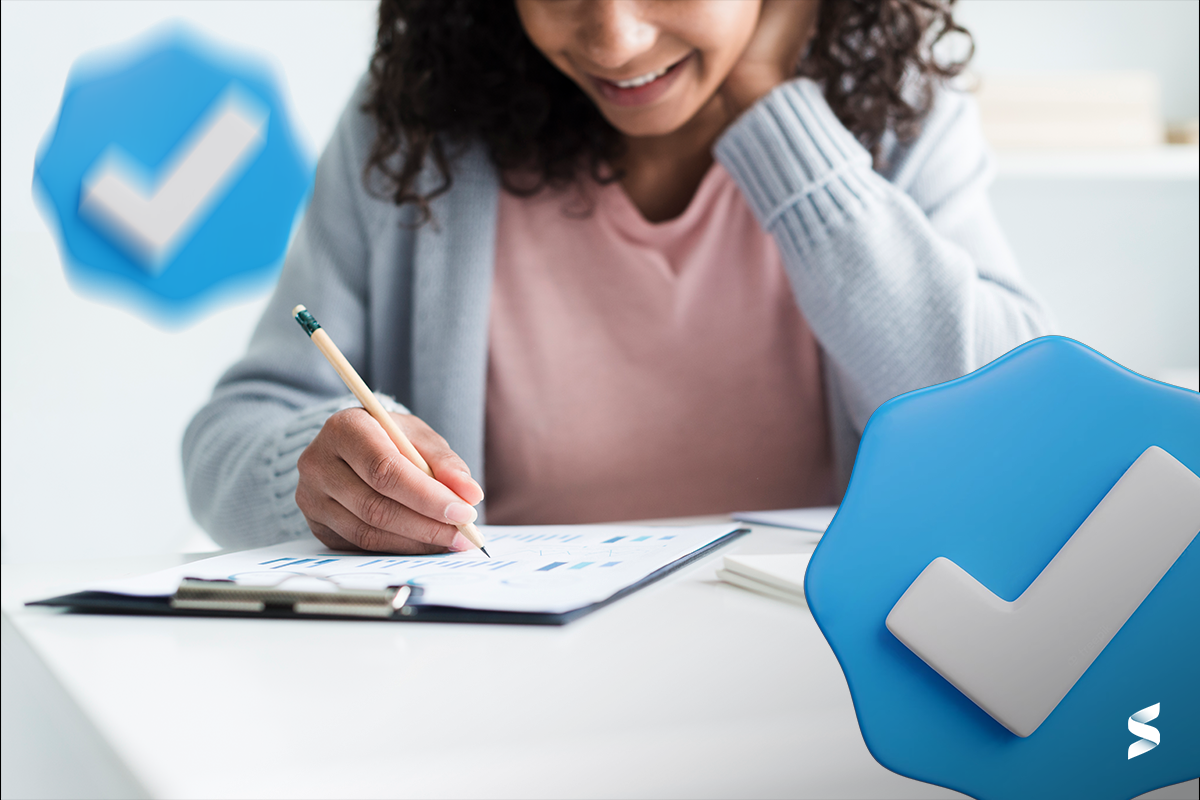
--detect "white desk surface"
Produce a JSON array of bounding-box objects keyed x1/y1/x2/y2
[{"x1": 3, "y1": 520, "x2": 1195, "y2": 800}]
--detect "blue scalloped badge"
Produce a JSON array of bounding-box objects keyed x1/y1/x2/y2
[
  {"x1": 806, "y1": 336, "x2": 1199, "y2": 799},
  {"x1": 32, "y1": 25, "x2": 312, "y2": 323}
]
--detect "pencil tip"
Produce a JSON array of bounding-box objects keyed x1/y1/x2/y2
[{"x1": 481, "y1": 547, "x2": 491, "y2": 559}]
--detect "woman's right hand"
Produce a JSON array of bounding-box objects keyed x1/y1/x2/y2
[{"x1": 295, "y1": 408, "x2": 485, "y2": 554}]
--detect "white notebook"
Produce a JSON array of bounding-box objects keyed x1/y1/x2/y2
[{"x1": 717, "y1": 553, "x2": 812, "y2": 605}]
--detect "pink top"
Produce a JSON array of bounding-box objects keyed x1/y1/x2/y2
[{"x1": 485, "y1": 165, "x2": 835, "y2": 525}]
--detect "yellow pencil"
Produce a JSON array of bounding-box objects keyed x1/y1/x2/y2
[{"x1": 292, "y1": 305, "x2": 489, "y2": 557}]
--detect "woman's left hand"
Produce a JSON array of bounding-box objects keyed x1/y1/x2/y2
[{"x1": 719, "y1": 0, "x2": 821, "y2": 118}]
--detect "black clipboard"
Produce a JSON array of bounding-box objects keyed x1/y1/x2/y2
[{"x1": 27, "y1": 528, "x2": 748, "y2": 625}]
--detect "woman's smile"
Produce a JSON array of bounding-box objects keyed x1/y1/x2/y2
[
  {"x1": 586, "y1": 53, "x2": 693, "y2": 107},
  {"x1": 516, "y1": 0, "x2": 761, "y2": 139}
]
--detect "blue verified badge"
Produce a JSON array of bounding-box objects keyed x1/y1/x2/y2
[
  {"x1": 33, "y1": 25, "x2": 312, "y2": 321},
  {"x1": 805, "y1": 336, "x2": 1199, "y2": 799}
]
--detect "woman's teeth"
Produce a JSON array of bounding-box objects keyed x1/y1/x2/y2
[{"x1": 613, "y1": 65, "x2": 671, "y2": 89}]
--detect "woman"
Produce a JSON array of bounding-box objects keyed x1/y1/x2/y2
[{"x1": 184, "y1": 0, "x2": 1052, "y2": 553}]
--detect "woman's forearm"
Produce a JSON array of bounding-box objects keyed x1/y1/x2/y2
[{"x1": 715, "y1": 78, "x2": 1053, "y2": 430}]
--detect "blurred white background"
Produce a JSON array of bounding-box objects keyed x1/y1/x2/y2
[
  {"x1": 2, "y1": 0, "x2": 1197, "y2": 562},
  {"x1": 2, "y1": 0, "x2": 379, "y2": 562},
  {"x1": 956, "y1": 0, "x2": 1199, "y2": 389}
]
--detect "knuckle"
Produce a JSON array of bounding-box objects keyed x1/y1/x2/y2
[
  {"x1": 294, "y1": 483, "x2": 313, "y2": 513},
  {"x1": 352, "y1": 520, "x2": 383, "y2": 552},
  {"x1": 413, "y1": 517, "x2": 454, "y2": 547},
  {"x1": 296, "y1": 484, "x2": 332, "y2": 520},
  {"x1": 315, "y1": 414, "x2": 343, "y2": 442},
  {"x1": 325, "y1": 408, "x2": 366, "y2": 443},
  {"x1": 328, "y1": 407, "x2": 358, "y2": 429},
  {"x1": 296, "y1": 442, "x2": 317, "y2": 475},
  {"x1": 358, "y1": 490, "x2": 396, "y2": 530},
  {"x1": 366, "y1": 451, "x2": 401, "y2": 494}
]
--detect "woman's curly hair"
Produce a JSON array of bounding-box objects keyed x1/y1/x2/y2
[{"x1": 363, "y1": 0, "x2": 973, "y2": 222}]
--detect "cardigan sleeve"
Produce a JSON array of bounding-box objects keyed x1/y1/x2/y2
[
  {"x1": 182, "y1": 86, "x2": 410, "y2": 549},
  {"x1": 714, "y1": 78, "x2": 1054, "y2": 432}
]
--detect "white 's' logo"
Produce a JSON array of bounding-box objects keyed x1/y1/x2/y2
[{"x1": 1128, "y1": 703, "x2": 1160, "y2": 759}]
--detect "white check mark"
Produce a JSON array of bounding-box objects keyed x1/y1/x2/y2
[
  {"x1": 886, "y1": 446, "x2": 1200, "y2": 737},
  {"x1": 79, "y1": 85, "x2": 268, "y2": 272}
]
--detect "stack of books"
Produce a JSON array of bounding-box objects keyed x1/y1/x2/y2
[
  {"x1": 971, "y1": 71, "x2": 1164, "y2": 149},
  {"x1": 718, "y1": 553, "x2": 811, "y2": 605}
]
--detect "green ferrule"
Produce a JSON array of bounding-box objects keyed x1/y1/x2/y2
[{"x1": 294, "y1": 308, "x2": 321, "y2": 336}]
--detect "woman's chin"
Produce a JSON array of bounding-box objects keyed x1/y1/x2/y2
[
  {"x1": 603, "y1": 113, "x2": 687, "y2": 140},
  {"x1": 595, "y1": 97, "x2": 711, "y2": 141}
]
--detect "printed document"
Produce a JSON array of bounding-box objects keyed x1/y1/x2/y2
[{"x1": 88, "y1": 524, "x2": 740, "y2": 615}]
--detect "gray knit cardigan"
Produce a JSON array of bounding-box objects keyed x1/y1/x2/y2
[{"x1": 183, "y1": 78, "x2": 1052, "y2": 549}]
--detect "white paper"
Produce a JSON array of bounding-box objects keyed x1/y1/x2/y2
[
  {"x1": 716, "y1": 568, "x2": 808, "y2": 606},
  {"x1": 721, "y1": 553, "x2": 811, "y2": 595},
  {"x1": 731, "y1": 506, "x2": 838, "y2": 532},
  {"x1": 86, "y1": 524, "x2": 741, "y2": 615}
]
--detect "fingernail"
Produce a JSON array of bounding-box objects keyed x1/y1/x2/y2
[
  {"x1": 445, "y1": 502, "x2": 477, "y2": 525},
  {"x1": 449, "y1": 532, "x2": 473, "y2": 552}
]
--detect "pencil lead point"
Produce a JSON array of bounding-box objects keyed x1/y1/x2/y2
[{"x1": 481, "y1": 547, "x2": 492, "y2": 559}]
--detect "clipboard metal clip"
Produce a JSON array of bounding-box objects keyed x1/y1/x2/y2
[{"x1": 170, "y1": 577, "x2": 419, "y2": 618}]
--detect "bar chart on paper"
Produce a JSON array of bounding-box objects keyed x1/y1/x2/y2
[{"x1": 85, "y1": 524, "x2": 742, "y2": 615}]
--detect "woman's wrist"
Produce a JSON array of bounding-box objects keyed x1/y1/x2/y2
[{"x1": 715, "y1": 79, "x2": 873, "y2": 230}]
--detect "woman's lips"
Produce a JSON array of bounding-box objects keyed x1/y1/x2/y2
[{"x1": 589, "y1": 54, "x2": 692, "y2": 107}]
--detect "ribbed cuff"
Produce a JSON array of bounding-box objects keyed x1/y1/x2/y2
[
  {"x1": 715, "y1": 79, "x2": 876, "y2": 239},
  {"x1": 261, "y1": 393, "x2": 412, "y2": 539}
]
